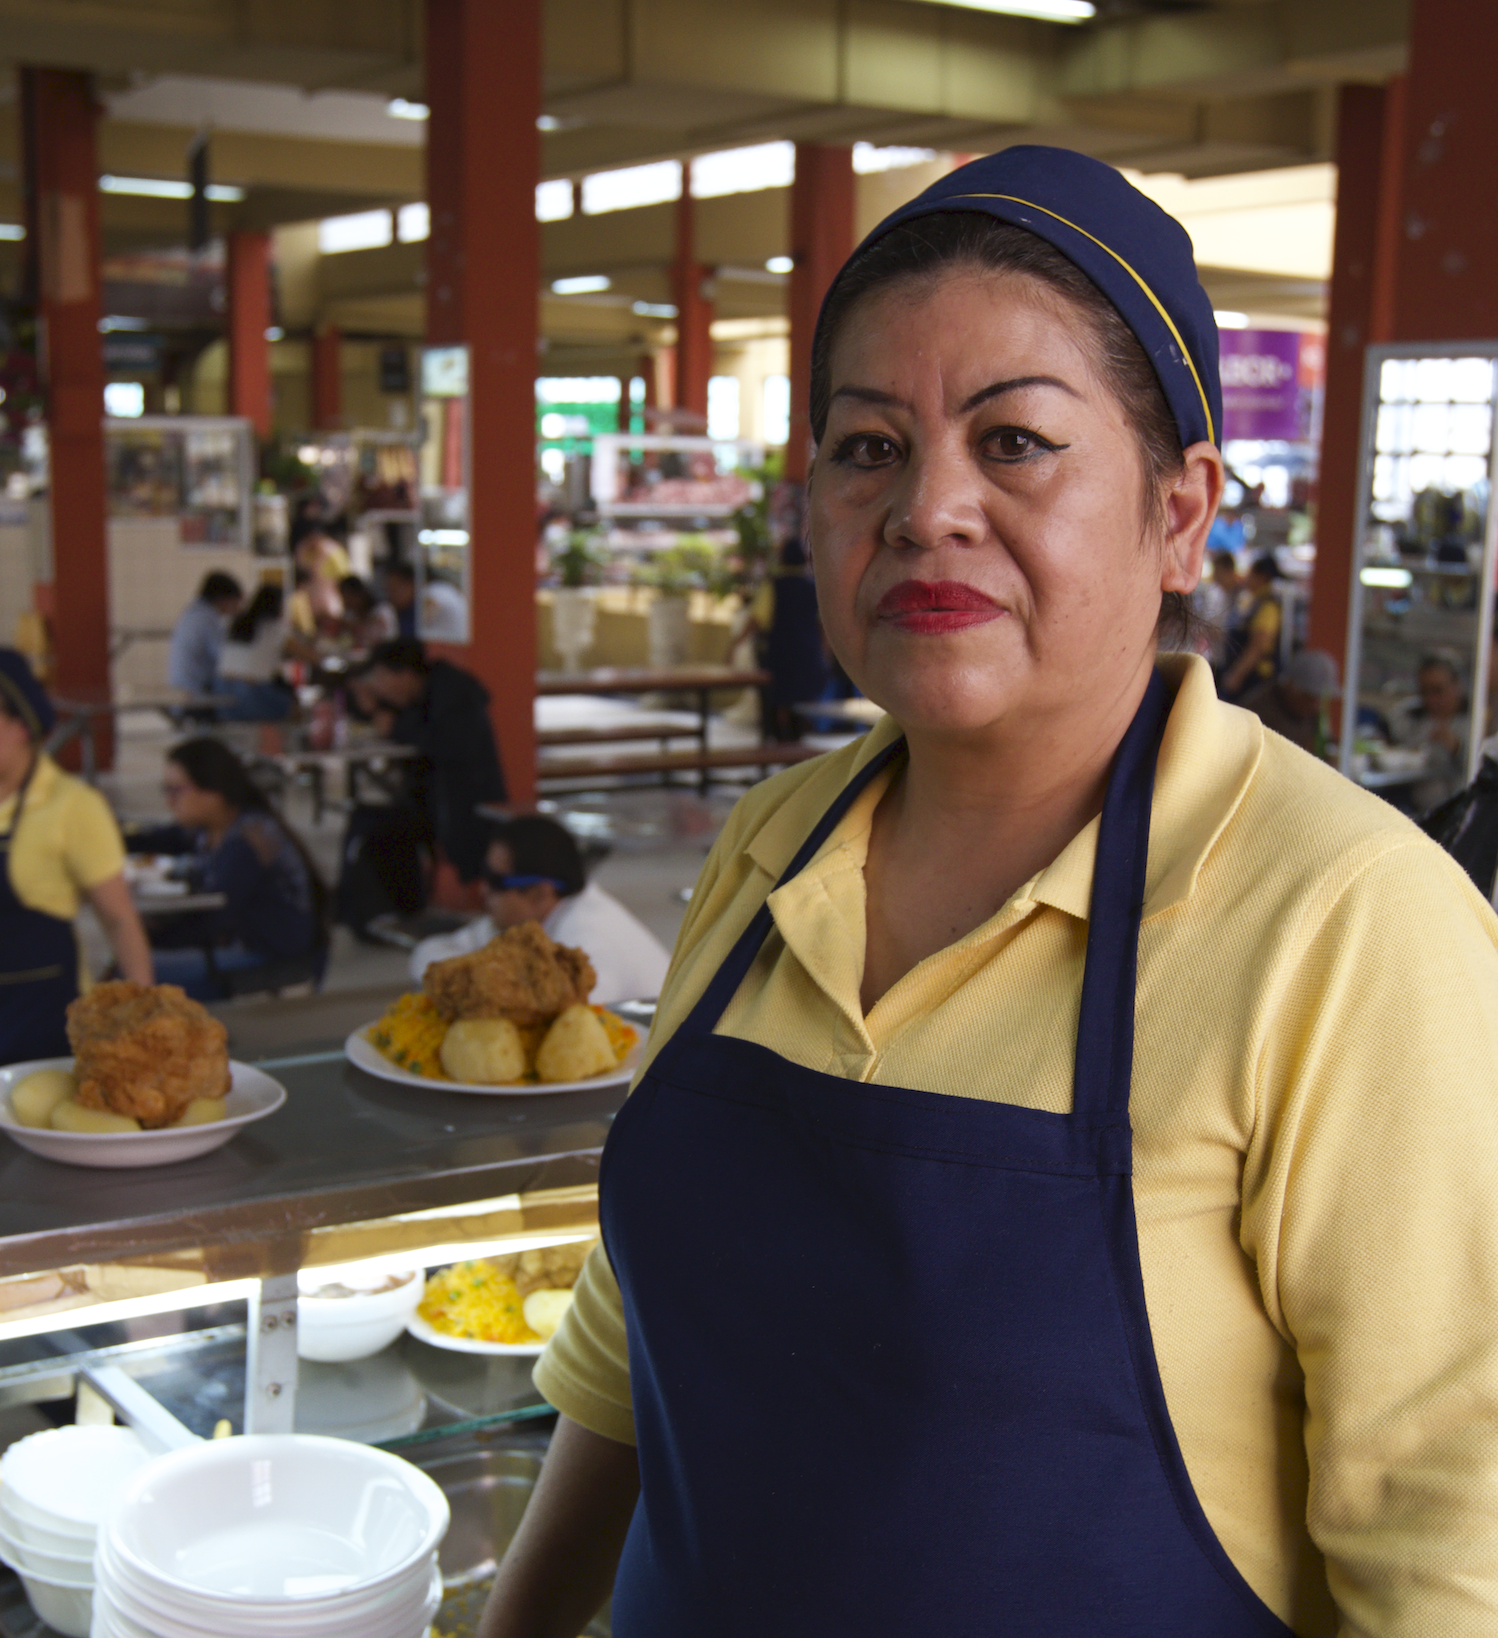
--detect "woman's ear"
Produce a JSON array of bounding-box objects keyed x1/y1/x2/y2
[{"x1": 1160, "y1": 441, "x2": 1225, "y2": 594}]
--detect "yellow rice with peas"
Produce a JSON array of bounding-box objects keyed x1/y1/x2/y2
[{"x1": 418, "y1": 1260, "x2": 538, "y2": 1344}]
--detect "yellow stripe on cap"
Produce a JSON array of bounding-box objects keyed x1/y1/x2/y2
[
  {"x1": 944, "y1": 191, "x2": 1215, "y2": 446},
  {"x1": 0, "y1": 671, "x2": 41, "y2": 738}
]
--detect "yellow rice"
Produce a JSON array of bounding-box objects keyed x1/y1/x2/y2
[{"x1": 418, "y1": 1260, "x2": 537, "y2": 1344}]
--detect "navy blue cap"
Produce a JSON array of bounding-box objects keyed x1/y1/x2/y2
[
  {"x1": 823, "y1": 145, "x2": 1222, "y2": 450},
  {"x1": 0, "y1": 649, "x2": 54, "y2": 739}
]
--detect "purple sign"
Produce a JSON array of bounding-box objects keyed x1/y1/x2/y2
[{"x1": 1219, "y1": 329, "x2": 1302, "y2": 441}]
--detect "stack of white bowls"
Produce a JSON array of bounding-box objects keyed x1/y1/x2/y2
[
  {"x1": 0, "y1": 1425, "x2": 154, "y2": 1638},
  {"x1": 90, "y1": 1434, "x2": 449, "y2": 1638}
]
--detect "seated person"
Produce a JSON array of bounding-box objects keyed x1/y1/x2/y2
[
  {"x1": 1237, "y1": 649, "x2": 1338, "y2": 757},
  {"x1": 167, "y1": 571, "x2": 242, "y2": 698},
  {"x1": 385, "y1": 562, "x2": 419, "y2": 640},
  {"x1": 339, "y1": 576, "x2": 399, "y2": 650},
  {"x1": 215, "y1": 584, "x2": 303, "y2": 722},
  {"x1": 411, "y1": 816, "x2": 671, "y2": 1003},
  {"x1": 1219, "y1": 554, "x2": 1282, "y2": 701},
  {"x1": 1392, "y1": 652, "x2": 1472, "y2": 814},
  {"x1": 141, "y1": 738, "x2": 325, "y2": 1001}
]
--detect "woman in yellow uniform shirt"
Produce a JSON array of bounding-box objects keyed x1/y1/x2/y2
[
  {"x1": 480, "y1": 150, "x2": 1498, "y2": 1638},
  {"x1": 0, "y1": 651, "x2": 152, "y2": 1063}
]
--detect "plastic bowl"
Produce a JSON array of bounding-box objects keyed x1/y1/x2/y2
[
  {"x1": 107, "y1": 1435, "x2": 448, "y2": 1606},
  {"x1": 0, "y1": 1519, "x2": 92, "y2": 1584},
  {"x1": 295, "y1": 1264, "x2": 423, "y2": 1363},
  {"x1": 0, "y1": 1426, "x2": 150, "y2": 1541},
  {"x1": 0, "y1": 1492, "x2": 94, "y2": 1555},
  {"x1": 13, "y1": 1563, "x2": 92, "y2": 1638}
]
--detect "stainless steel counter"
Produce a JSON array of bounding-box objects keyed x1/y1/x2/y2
[{"x1": 0, "y1": 1050, "x2": 625, "y2": 1279}]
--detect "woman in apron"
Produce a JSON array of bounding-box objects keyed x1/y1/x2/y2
[
  {"x1": 0, "y1": 651, "x2": 152, "y2": 1063},
  {"x1": 480, "y1": 150, "x2": 1498, "y2": 1637}
]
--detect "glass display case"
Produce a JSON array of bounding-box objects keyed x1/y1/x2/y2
[
  {"x1": 1340, "y1": 344, "x2": 1498, "y2": 802},
  {"x1": 105, "y1": 417, "x2": 254, "y2": 550},
  {"x1": 0, "y1": 1023, "x2": 644, "y2": 1637},
  {"x1": 417, "y1": 345, "x2": 471, "y2": 644}
]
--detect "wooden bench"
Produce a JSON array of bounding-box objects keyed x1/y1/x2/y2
[
  {"x1": 537, "y1": 741, "x2": 821, "y2": 795},
  {"x1": 536, "y1": 722, "x2": 700, "y2": 748}
]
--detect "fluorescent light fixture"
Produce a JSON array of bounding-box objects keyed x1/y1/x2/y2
[
  {"x1": 535, "y1": 179, "x2": 574, "y2": 222},
  {"x1": 908, "y1": 0, "x2": 1093, "y2": 17},
  {"x1": 690, "y1": 141, "x2": 794, "y2": 199},
  {"x1": 265, "y1": 326, "x2": 284, "y2": 341},
  {"x1": 537, "y1": 377, "x2": 623, "y2": 404},
  {"x1": 318, "y1": 208, "x2": 394, "y2": 254},
  {"x1": 0, "y1": 224, "x2": 23, "y2": 241},
  {"x1": 0, "y1": 1278, "x2": 259, "y2": 1345},
  {"x1": 418, "y1": 528, "x2": 470, "y2": 546},
  {"x1": 632, "y1": 300, "x2": 677, "y2": 319},
  {"x1": 1214, "y1": 310, "x2": 1251, "y2": 329},
  {"x1": 1361, "y1": 566, "x2": 1414, "y2": 589},
  {"x1": 103, "y1": 381, "x2": 145, "y2": 418},
  {"x1": 852, "y1": 143, "x2": 938, "y2": 174},
  {"x1": 765, "y1": 256, "x2": 793, "y2": 275},
  {"x1": 387, "y1": 97, "x2": 429, "y2": 120},
  {"x1": 397, "y1": 201, "x2": 430, "y2": 243},
  {"x1": 552, "y1": 274, "x2": 611, "y2": 295},
  {"x1": 582, "y1": 160, "x2": 681, "y2": 216},
  {"x1": 100, "y1": 175, "x2": 245, "y2": 201},
  {"x1": 538, "y1": 114, "x2": 563, "y2": 132},
  {"x1": 98, "y1": 315, "x2": 150, "y2": 332}
]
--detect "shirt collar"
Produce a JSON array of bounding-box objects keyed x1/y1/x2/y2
[{"x1": 745, "y1": 654, "x2": 1261, "y2": 924}]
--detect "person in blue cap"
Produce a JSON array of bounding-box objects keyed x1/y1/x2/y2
[
  {"x1": 478, "y1": 150, "x2": 1498, "y2": 1637},
  {"x1": 0, "y1": 651, "x2": 153, "y2": 1063}
]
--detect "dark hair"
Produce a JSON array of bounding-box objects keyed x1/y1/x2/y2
[
  {"x1": 1210, "y1": 550, "x2": 1237, "y2": 575},
  {"x1": 339, "y1": 576, "x2": 373, "y2": 611},
  {"x1": 198, "y1": 572, "x2": 243, "y2": 605},
  {"x1": 1418, "y1": 652, "x2": 1461, "y2": 683},
  {"x1": 489, "y1": 816, "x2": 586, "y2": 898},
  {"x1": 385, "y1": 562, "x2": 416, "y2": 587},
  {"x1": 810, "y1": 213, "x2": 1195, "y2": 645},
  {"x1": 1248, "y1": 555, "x2": 1279, "y2": 583},
  {"x1": 166, "y1": 738, "x2": 330, "y2": 937},
  {"x1": 227, "y1": 584, "x2": 283, "y2": 644},
  {"x1": 369, "y1": 638, "x2": 428, "y2": 675}
]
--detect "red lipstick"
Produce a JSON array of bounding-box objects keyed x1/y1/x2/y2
[{"x1": 875, "y1": 580, "x2": 1004, "y2": 633}]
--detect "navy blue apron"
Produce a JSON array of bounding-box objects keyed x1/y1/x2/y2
[
  {"x1": 599, "y1": 671, "x2": 1298, "y2": 1636},
  {"x1": 0, "y1": 759, "x2": 78, "y2": 1066}
]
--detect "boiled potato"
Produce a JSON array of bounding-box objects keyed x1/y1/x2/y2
[
  {"x1": 440, "y1": 1018, "x2": 527, "y2": 1084},
  {"x1": 522, "y1": 1288, "x2": 574, "y2": 1341},
  {"x1": 535, "y1": 1004, "x2": 616, "y2": 1084},
  {"x1": 172, "y1": 1097, "x2": 227, "y2": 1127},
  {"x1": 10, "y1": 1069, "x2": 77, "y2": 1129},
  {"x1": 50, "y1": 1099, "x2": 140, "y2": 1134}
]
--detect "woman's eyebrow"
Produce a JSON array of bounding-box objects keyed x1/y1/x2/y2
[{"x1": 960, "y1": 375, "x2": 1080, "y2": 412}]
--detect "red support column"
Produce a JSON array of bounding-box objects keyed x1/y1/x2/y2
[
  {"x1": 786, "y1": 144, "x2": 855, "y2": 483},
  {"x1": 20, "y1": 67, "x2": 109, "y2": 748},
  {"x1": 1391, "y1": 0, "x2": 1498, "y2": 340},
  {"x1": 1306, "y1": 82, "x2": 1406, "y2": 675},
  {"x1": 311, "y1": 324, "x2": 342, "y2": 430},
  {"x1": 426, "y1": 0, "x2": 540, "y2": 807},
  {"x1": 226, "y1": 230, "x2": 272, "y2": 437},
  {"x1": 672, "y1": 174, "x2": 713, "y2": 425}
]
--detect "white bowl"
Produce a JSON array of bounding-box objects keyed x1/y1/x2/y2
[
  {"x1": 0, "y1": 1518, "x2": 93, "y2": 1583},
  {"x1": 107, "y1": 1435, "x2": 447, "y2": 1606},
  {"x1": 13, "y1": 1562, "x2": 93, "y2": 1637},
  {"x1": 296, "y1": 1264, "x2": 424, "y2": 1363},
  {"x1": 0, "y1": 1492, "x2": 94, "y2": 1555},
  {"x1": 0, "y1": 1058, "x2": 286, "y2": 1169},
  {"x1": 97, "y1": 1551, "x2": 441, "y2": 1638},
  {"x1": 1, "y1": 1426, "x2": 151, "y2": 1541}
]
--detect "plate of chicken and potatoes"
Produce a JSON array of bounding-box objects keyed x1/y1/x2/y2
[{"x1": 0, "y1": 981, "x2": 285, "y2": 1167}]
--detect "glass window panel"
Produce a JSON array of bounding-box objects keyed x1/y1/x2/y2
[
  {"x1": 1408, "y1": 452, "x2": 1449, "y2": 492},
  {"x1": 1412, "y1": 403, "x2": 1452, "y2": 453},
  {"x1": 1381, "y1": 358, "x2": 1414, "y2": 401},
  {"x1": 1444, "y1": 454, "x2": 1489, "y2": 491},
  {"x1": 1372, "y1": 453, "x2": 1396, "y2": 502},
  {"x1": 1451, "y1": 357, "x2": 1495, "y2": 402},
  {"x1": 1414, "y1": 357, "x2": 1458, "y2": 402},
  {"x1": 1447, "y1": 403, "x2": 1492, "y2": 455},
  {"x1": 1376, "y1": 402, "x2": 1408, "y2": 453}
]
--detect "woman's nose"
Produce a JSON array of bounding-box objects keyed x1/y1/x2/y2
[{"x1": 882, "y1": 433, "x2": 989, "y2": 553}]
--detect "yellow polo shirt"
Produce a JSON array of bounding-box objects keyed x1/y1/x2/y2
[
  {"x1": 536, "y1": 653, "x2": 1498, "y2": 1637},
  {"x1": 1, "y1": 755, "x2": 126, "y2": 920}
]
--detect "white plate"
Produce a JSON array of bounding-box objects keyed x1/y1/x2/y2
[
  {"x1": 405, "y1": 1309, "x2": 545, "y2": 1356},
  {"x1": 345, "y1": 1024, "x2": 644, "y2": 1096},
  {"x1": 0, "y1": 1059, "x2": 286, "y2": 1169}
]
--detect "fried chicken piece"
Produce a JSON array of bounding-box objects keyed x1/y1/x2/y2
[
  {"x1": 423, "y1": 922, "x2": 597, "y2": 1028},
  {"x1": 66, "y1": 982, "x2": 230, "y2": 1129}
]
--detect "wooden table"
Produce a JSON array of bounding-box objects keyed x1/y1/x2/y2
[
  {"x1": 536, "y1": 666, "x2": 769, "y2": 759},
  {"x1": 268, "y1": 742, "x2": 419, "y2": 824},
  {"x1": 49, "y1": 695, "x2": 223, "y2": 781}
]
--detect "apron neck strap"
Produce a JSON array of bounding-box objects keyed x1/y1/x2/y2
[
  {"x1": 683, "y1": 736, "x2": 906, "y2": 1034},
  {"x1": 1072, "y1": 669, "x2": 1173, "y2": 1120}
]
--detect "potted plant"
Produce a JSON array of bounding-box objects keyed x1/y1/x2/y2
[
  {"x1": 551, "y1": 530, "x2": 604, "y2": 672},
  {"x1": 634, "y1": 539, "x2": 720, "y2": 667}
]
